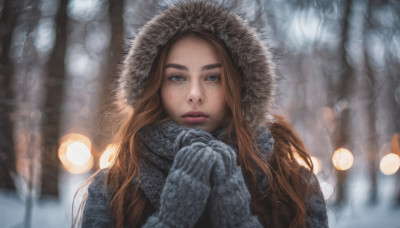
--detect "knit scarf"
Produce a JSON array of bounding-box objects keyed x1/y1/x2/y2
[{"x1": 137, "y1": 120, "x2": 274, "y2": 209}]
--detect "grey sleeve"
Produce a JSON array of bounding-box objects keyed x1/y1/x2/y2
[
  {"x1": 306, "y1": 173, "x2": 329, "y2": 228},
  {"x1": 81, "y1": 170, "x2": 114, "y2": 228}
]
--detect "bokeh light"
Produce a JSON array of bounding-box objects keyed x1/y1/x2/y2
[
  {"x1": 379, "y1": 153, "x2": 400, "y2": 175},
  {"x1": 58, "y1": 133, "x2": 93, "y2": 174},
  {"x1": 332, "y1": 148, "x2": 354, "y2": 171},
  {"x1": 66, "y1": 141, "x2": 91, "y2": 166},
  {"x1": 311, "y1": 156, "x2": 322, "y2": 175},
  {"x1": 294, "y1": 153, "x2": 322, "y2": 175},
  {"x1": 99, "y1": 144, "x2": 117, "y2": 169},
  {"x1": 294, "y1": 153, "x2": 307, "y2": 167},
  {"x1": 320, "y1": 180, "x2": 334, "y2": 200}
]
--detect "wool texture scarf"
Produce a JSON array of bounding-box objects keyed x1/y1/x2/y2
[{"x1": 137, "y1": 120, "x2": 274, "y2": 210}]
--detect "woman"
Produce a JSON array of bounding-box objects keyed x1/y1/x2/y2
[{"x1": 78, "y1": 1, "x2": 328, "y2": 227}]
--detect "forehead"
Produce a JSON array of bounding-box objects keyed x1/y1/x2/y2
[{"x1": 166, "y1": 35, "x2": 220, "y2": 64}]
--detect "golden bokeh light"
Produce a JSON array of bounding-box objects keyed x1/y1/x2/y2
[
  {"x1": 294, "y1": 153, "x2": 308, "y2": 167},
  {"x1": 294, "y1": 153, "x2": 322, "y2": 174},
  {"x1": 332, "y1": 147, "x2": 354, "y2": 171},
  {"x1": 99, "y1": 144, "x2": 117, "y2": 169},
  {"x1": 379, "y1": 153, "x2": 400, "y2": 175},
  {"x1": 58, "y1": 133, "x2": 93, "y2": 174},
  {"x1": 66, "y1": 141, "x2": 91, "y2": 166},
  {"x1": 311, "y1": 156, "x2": 322, "y2": 175}
]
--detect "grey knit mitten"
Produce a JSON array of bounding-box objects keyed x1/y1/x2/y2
[
  {"x1": 209, "y1": 140, "x2": 262, "y2": 227},
  {"x1": 174, "y1": 128, "x2": 214, "y2": 150},
  {"x1": 143, "y1": 129, "x2": 216, "y2": 228}
]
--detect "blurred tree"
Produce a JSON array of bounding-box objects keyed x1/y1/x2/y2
[
  {"x1": 40, "y1": 0, "x2": 68, "y2": 197},
  {"x1": 333, "y1": 0, "x2": 354, "y2": 156},
  {"x1": 0, "y1": 0, "x2": 17, "y2": 190},
  {"x1": 394, "y1": 68, "x2": 400, "y2": 206},
  {"x1": 362, "y1": 0, "x2": 379, "y2": 204},
  {"x1": 13, "y1": 0, "x2": 42, "y2": 226},
  {"x1": 328, "y1": 0, "x2": 355, "y2": 206},
  {"x1": 92, "y1": 0, "x2": 125, "y2": 168},
  {"x1": 362, "y1": 0, "x2": 400, "y2": 205},
  {"x1": 385, "y1": 1, "x2": 400, "y2": 206},
  {"x1": 392, "y1": 71, "x2": 400, "y2": 204},
  {"x1": 384, "y1": 2, "x2": 400, "y2": 204}
]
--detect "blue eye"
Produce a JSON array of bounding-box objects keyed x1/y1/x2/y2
[
  {"x1": 169, "y1": 75, "x2": 185, "y2": 81},
  {"x1": 207, "y1": 75, "x2": 221, "y2": 82}
]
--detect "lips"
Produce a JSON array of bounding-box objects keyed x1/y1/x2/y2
[{"x1": 182, "y1": 111, "x2": 209, "y2": 124}]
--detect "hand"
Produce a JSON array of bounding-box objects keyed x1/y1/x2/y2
[
  {"x1": 174, "y1": 128, "x2": 214, "y2": 152},
  {"x1": 208, "y1": 140, "x2": 262, "y2": 227},
  {"x1": 143, "y1": 142, "x2": 217, "y2": 228}
]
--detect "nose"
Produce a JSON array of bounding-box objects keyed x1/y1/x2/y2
[{"x1": 187, "y1": 81, "x2": 204, "y2": 104}]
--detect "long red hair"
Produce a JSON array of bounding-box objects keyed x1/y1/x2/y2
[{"x1": 76, "y1": 31, "x2": 316, "y2": 228}]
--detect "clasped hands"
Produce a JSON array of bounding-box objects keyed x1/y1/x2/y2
[{"x1": 144, "y1": 128, "x2": 262, "y2": 228}]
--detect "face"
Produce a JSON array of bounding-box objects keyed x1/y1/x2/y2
[{"x1": 161, "y1": 35, "x2": 227, "y2": 133}]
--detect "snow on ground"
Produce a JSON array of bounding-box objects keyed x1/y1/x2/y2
[
  {"x1": 0, "y1": 170, "x2": 90, "y2": 228},
  {"x1": 1, "y1": 169, "x2": 400, "y2": 228},
  {"x1": 327, "y1": 171, "x2": 400, "y2": 228}
]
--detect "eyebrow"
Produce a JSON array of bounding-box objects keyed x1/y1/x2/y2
[{"x1": 165, "y1": 63, "x2": 222, "y2": 71}]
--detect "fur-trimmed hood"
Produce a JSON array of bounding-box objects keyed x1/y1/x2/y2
[{"x1": 118, "y1": 1, "x2": 276, "y2": 125}]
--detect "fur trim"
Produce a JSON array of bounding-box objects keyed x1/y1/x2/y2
[{"x1": 118, "y1": 0, "x2": 276, "y2": 126}]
